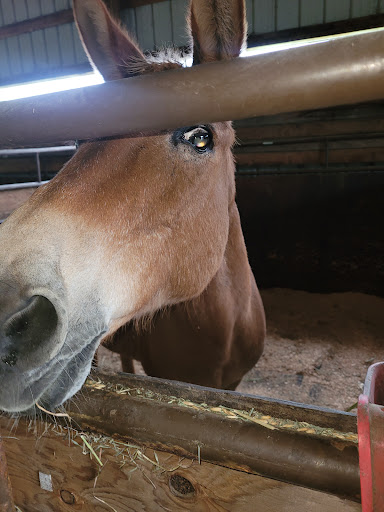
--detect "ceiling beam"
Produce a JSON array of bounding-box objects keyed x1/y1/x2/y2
[
  {"x1": 248, "y1": 13, "x2": 384, "y2": 47},
  {"x1": 0, "y1": 1, "x2": 165, "y2": 41},
  {"x1": 0, "y1": 9, "x2": 74, "y2": 41}
]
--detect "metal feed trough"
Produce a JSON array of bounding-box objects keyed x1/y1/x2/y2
[{"x1": 1, "y1": 28, "x2": 384, "y2": 511}]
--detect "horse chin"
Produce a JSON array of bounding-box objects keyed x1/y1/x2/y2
[{"x1": 0, "y1": 333, "x2": 103, "y2": 413}]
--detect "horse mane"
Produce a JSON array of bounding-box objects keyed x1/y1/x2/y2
[{"x1": 119, "y1": 47, "x2": 187, "y2": 76}]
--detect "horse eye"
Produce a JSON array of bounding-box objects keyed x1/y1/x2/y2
[
  {"x1": 187, "y1": 130, "x2": 210, "y2": 150},
  {"x1": 177, "y1": 126, "x2": 213, "y2": 153}
]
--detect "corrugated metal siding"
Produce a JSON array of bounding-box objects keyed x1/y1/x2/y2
[
  {"x1": 0, "y1": 0, "x2": 382, "y2": 86},
  {"x1": 121, "y1": 0, "x2": 383, "y2": 50},
  {"x1": 0, "y1": 0, "x2": 89, "y2": 84}
]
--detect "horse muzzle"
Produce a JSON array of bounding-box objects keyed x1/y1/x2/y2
[{"x1": 0, "y1": 280, "x2": 106, "y2": 413}]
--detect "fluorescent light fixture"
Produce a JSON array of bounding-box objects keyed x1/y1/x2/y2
[
  {"x1": 242, "y1": 26, "x2": 384, "y2": 58},
  {"x1": 0, "y1": 71, "x2": 104, "y2": 102}
]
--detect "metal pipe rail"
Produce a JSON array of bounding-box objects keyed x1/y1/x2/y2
[
  {"x1": 0, "y1": 146, "x2": 76, "y2": 156},
  {"x1": 0, "y1": 181, "x2": 49, "y2": 191},
  {"x1": 0, "y1": 145, "x2": 76, "y2": 191},
  {"x1": 1, "y1": 28, "x2": 384, "y2": 148}
]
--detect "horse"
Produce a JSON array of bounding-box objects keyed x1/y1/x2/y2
[{"x1": 0, "y1": 0, "x2": 265, "y2": 413}]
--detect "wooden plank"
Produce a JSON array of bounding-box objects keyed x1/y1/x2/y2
[
  {"x1": 153, "y1": 1, "x2": 172, "y2": 48},
  {"x1": 325, "y1": 0, "x2": 350, "y2": 22},
  {"x1": 235, "y1": 119, "x2": 384, "y2": 143},
  {"x1": 276, "y1": 0, "x2": 299, "y2": 30},
  {"x1": 94, "y1": 370, "x2": 358, "y2": 432},
  {"x1": 234, "y1": 104, "x2": 384, "y2": 142},
  {"x1": 170, "y1": 0, "x2": 189, "y2": 48},
  {"x1": 300, "y1": 0, "x2": 324, "y2": 26},
  {"x1": 0, "y1": 416, "x2": 360, "y2": 512},
  {"x1": 0, "y1": 9, "x2": 73, "y2": 40},
  {"x1": 351, "y1": 0, "x2": 378, "y2": 17},
  {"x1": 235, "y1": 146, "x2": 384, "y2": 166},
  {"x1": 254, "y1": 0, "x2": 276, "y2": 33},
  {"x1": 135, "y1": 4, "x2": 155, "y2": 50},
  {"x1": 53, "y1": 371, "x2": 361, "y2": 499}
]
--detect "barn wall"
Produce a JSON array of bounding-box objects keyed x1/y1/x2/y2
[
  {"x1": 237, "y1": 170, "x2": 384, "y2": 296},
  {"x1": 0, "y1": 0, "x2": 383, "y2": 85},
  {"x1": 0, "y1": 0, "x2": 86, "y2": 84},
  {"x1": 1, "y1": 161, "x2": 383, "y2": 296}
]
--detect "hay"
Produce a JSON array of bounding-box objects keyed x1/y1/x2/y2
[{"x1": 85, "y1": 377, "x2": 358, "y2": 444}]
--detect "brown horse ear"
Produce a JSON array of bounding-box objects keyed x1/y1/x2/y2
[
  {"x1": 188, "y1": 0, "x2": 247, "y2": 65},
  {"x1": 73, "y1": 0, "x2": 146, "y2": 81}
]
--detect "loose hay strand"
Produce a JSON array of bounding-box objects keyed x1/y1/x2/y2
[
  {"x1": 35, "y1": 402, "x2": 70, "y2": 418},
  {"x1": 94, "y1": 495, "x2": 118, "y2": 512},
  {"x1": 81, "y1": 434, "x2": 104, "y2": 466}
]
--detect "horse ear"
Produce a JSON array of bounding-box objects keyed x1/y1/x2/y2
[
  {"x1": 73, "y1": 0, "x2": 146, "y2": 81},
  {"x1": 188, "y1": 0, "x2": 247, "y2": 65}
]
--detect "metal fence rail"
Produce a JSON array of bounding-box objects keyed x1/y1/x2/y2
[
  {"x1": 0, "y1": 145, "x2": 76, "y2": 191},
  {"x1": 1, "y1": 28, "x2": 384, "y2": 148}
]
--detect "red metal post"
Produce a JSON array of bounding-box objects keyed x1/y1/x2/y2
[
  {"x1": 0, "y1": 439, "x2": 14, "y2": 512},
  {"x1": 358, "y1": 362, "x2": 384, "y2": 511}
]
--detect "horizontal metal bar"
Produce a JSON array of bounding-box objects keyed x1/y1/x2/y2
[
  {"x1": 0, "y1": 146, "x2": 76, "y2": 156},
  {"x1": 236, "y1": 166, "x2": 384, "y2": 176},
  {"x1": 1, "y1": 28, "x2": 384, "y2": 148},
  {"x1": 0, "y1": 181, "x2": 48, "y2": 191}
]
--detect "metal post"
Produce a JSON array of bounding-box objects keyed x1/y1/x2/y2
[
  {"x1": 358, "y1": 362, "x2": 384, "y2": 512},
  {"x1": 35, "y1": 153, "x2": 41, "y2": 183}
]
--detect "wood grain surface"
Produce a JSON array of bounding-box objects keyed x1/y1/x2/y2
[{"x1": 0, "y1": 416, "x2": 360, "y2": 512}]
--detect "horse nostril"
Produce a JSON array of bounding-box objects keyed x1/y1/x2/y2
[
  {"x1": 1, "y1": 350, "x2": 18, "y2": 366},
  {"x1": 2, "y1": 295, "x2": 59, "y2": 367}
]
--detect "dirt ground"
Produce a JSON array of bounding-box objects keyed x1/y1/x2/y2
[{"x1": 98, "y1": 288, "x2": 384, "y2": 412}]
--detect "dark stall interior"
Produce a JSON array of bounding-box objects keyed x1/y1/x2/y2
[{"x1": 230, "y1": 103, "x2": 384, "y2": 409}]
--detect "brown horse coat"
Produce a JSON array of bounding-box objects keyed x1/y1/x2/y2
[{"x1": 0, "y1": 0, "x2": 265, "y2": 412}]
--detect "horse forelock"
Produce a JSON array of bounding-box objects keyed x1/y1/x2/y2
[{"x1": 120, "y1": 48, "x2": 186, "y2": 76}]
